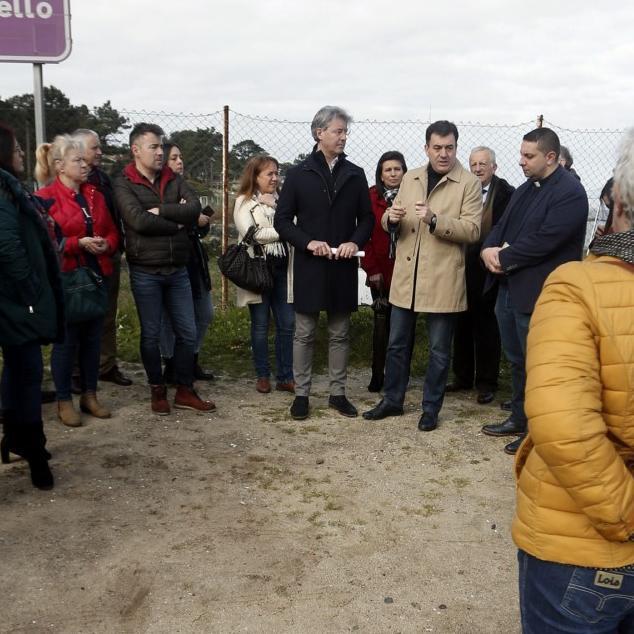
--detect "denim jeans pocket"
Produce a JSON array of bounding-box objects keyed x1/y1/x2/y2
[{"x1": 561, "y1": 567, "x2": 634, "y2": 624}]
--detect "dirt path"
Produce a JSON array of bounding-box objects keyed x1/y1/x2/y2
[{"x1": 1, "y1": 364, "x2": 520, "y2": 633}]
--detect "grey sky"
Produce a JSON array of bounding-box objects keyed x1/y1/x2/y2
[{"x1": 2, "y1": 0, "x2": 634, "y2": 128}]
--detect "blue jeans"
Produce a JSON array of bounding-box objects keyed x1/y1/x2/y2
[
  {"x1": 129, "y1": 266, "x2": 197, "y2": 386},
  {"x1": 1, "y1": 341, "x2": 43, "y2": 425},
  {"x1": 248, "y1": 263, "x2": 294, "y2": 382},
  {"x1": 160, "y1": 276, "x2": 214, "y2": 356},
  {"x1": 383, "y1": 306, "x2": 456, "y2": 418},
  {"x1": 495, "y1": 285, "x2": 531, "y2": 427},
  {"x1": 51, "y1": 316, "x2": 104, "y2": 400},
  {"x1": 518, "y1": 550, "x2": 634, "y2": 633}
]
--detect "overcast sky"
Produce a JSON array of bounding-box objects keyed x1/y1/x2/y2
[{"x1": 2, "y1": 0, "x2": 633, "y2": 129}]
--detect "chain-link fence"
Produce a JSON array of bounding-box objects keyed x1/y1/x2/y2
[{"x1": 1, "y1": 102, "x2": 624, "y2": 276}]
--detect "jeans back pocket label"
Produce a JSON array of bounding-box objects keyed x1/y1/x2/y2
[{"x1": 594, "y1": 571, "x2": 624, "y2": 589}]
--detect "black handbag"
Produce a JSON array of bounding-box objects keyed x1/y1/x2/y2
[
  {"x1": 217, "y1": 225, "x2": 273, "y2": 294},
  {"x1": 62, "y1": 265, "x2": 108, "y2": 324},
  {"x1": 61, "y1": 198, "x2": 109, "y2": 324}
]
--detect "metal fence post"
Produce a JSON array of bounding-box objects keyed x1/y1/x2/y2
[
  {"x1": 536, "y1": 114, "x2": 544, "y2": 128},
  {"x1": 221, "y1": 105, "x2": 229, "y2": 309}
]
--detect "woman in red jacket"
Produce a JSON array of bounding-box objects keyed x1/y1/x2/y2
[
  {"x1": 361, "y1": 151, "x2": 407, "y2": 392},
  {"x1": 36, "y1": 135, "x2": 119, "y2": 427}
]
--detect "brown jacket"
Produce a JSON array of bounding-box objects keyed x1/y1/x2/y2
[{"x1": 382, "y1": 161, "x2": 482, "y2": 312}]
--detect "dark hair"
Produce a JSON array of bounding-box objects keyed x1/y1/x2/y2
[
  {"x1": 425, "y1": 120, "x2": 459, "y2": 144},
  {"x1": 129, "y1": 122, "x2": 164, "y2": 147},
  {"x1": 523, "y1": 128, "x2": 560, "y2": 157},
  {"x1": 0, "y1": 123, "x2": 17, "y2": 175},
  {"x1": 375, "y1": 151, "x2": 408, "y2": 197},
  {"x1": 559, "y1": 145, "x2": 573, "y2": 169},
  {"x1": 237, "y1": 155, "x2": 279, "y2": 199},
  {"x1": 600, "y1": 177, "x2": 614, "y2": 211},
  {"x1": 163, "y1": 142, "x2": 180, "y2": 159}
]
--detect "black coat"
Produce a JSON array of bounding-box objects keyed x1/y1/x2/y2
[
  {"x1": 466, "y1": 175, "x2": 515, "y2": 297},
  {"x1": 0, "y1": 169, "x2": 64, "y2": 346},
  {"x1": 274, "y1": 150, "x2": 374, "y2": 313},
  {"x1": 483, "y1": 167, "x2": 588, "y2": 313}
]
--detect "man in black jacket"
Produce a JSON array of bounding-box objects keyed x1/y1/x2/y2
[
  {"x1": 114, "y1": 123, "x2": 214, "y2": 415},
  {"x1": 72, "y1": 129, "x2": 132, "y2": 388},
  {"x1": 275, "y1": 106, "x2": 374, "y2": 420},
  {"x1": 446, "y1": 146, "x2": 514, "y2": 404},
  {"x1": 480, "y1": 128, "x2": 588, "y2": 454}
]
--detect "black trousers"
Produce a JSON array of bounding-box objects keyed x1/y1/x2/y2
[{"x1": 451, "y1": 289, "x2": 501, "y2": 392}]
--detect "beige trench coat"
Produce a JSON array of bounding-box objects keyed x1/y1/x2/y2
[{"x1": 381, "y1": 161, "x2": 482, "y2": 312}]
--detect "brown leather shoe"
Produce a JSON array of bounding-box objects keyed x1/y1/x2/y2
[
  {"x1": 57, "y1": 400, "x2": 81, "y2": 427},
  {"x1": 151, "y1": 385, "x2": 171, "y2": 416},
  {"x1": 80, "y1": 392, "x2": 111, "y2": 419},
  {"x1": 174, "y1": 386, "x2": 216, "y2": 412},
  {"x1": 275, "y1": 381, "x2": 295, "y2": 393},
  {"x1": 256, "y1": 377, "x2": 271, "y2": 393}
]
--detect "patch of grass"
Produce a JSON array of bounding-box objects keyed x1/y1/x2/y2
[
  {"x1": 325, "y1": 499, "x2": 344, "y2": 511},
  {"x1": 452, "y1": 477, "x2": 470, "y2": 489}
]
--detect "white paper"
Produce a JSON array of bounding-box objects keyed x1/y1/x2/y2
[{"x1": 330, "y1": 248, "x2": 365, "y2": 257}]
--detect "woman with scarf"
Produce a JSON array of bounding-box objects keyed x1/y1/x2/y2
[
  {"x1": 361, "y1": 151, "x2": 407, "y2": 392},
  {"x1": 512, "y1": 128, "x2": 634, "y2": 632},
  {"x1": 233, "y1": 156, "x2": 294, "y2": 394},
  {"x1": 36, "y1": 135, "x2": 119, "y2": 427},
  {"x1": 0, "y1": 123, "x2": 64, "y2": 489}
]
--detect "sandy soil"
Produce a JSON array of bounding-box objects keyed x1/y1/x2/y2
[{"x1": 1, "y1": 364, "x2": 520, "y2": 633}]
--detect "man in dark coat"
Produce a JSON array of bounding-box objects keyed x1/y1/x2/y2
[
  {"x1": 446, "y1": 146, "x2": 514, "y2": 404},
  {"x1": 72, "y1": 129, "x2": 132, "y2": 389},
  {"x1": 480, "y1": 128, "x2": 588, "y2": 454},
  {"x1": 274, "y1": 105, "x2": 374, "y2": 420}
]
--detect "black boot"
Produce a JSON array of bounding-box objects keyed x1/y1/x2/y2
[
  {"x1": 3, "y1": 419, "x2": 53, "y2": 489},
  {"x1": 163, "y1": 357, "x2": 175, "y2": 385},
  {"x1": 193, "y1": 354, "x2": 214, "y2": 381}
]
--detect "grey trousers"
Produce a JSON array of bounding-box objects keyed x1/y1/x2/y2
[{"x1": 293, "y1": 311, "x2": 350, "y2": 397}]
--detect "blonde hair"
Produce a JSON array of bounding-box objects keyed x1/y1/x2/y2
[{"x1": 35, "y1": 134, "x2": 84, "y2": 185}]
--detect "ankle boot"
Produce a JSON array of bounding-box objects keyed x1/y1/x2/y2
[
  {"x1": 193, "y1": 354, "x2": 214, "y2": 381},
  {"x1": 57, "y1": 400, "x2": 81, "y2": 427},
  {"x1": 80, "y1": 392, "x2": 111, "y2": 419},
  {"x1": 2, "y1": 416, "x2": 51, "y2": 462},
  {"x1": 150, "y1": 384, "x2": 171, "y2": 415},
  {"x1": 5, "y1": 420, "x2": 54, "y2": 489},
  {"x1": 174, "y1": 385, "x2": 216, "y2": 412}
]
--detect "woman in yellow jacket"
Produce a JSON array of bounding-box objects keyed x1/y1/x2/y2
[{"x1": 513, "y1": 129, "x2": 634, "y2": 632}]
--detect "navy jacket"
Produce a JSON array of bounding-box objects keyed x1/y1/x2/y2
[
  {"x1": 482, "y1": 166, "x2": 588, "y2": 313},
  {"x1": 275, "y1": 149, "x2": 374, "y2": 313}
]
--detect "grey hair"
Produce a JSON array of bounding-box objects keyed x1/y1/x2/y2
[
  {"x1": 72, "y1": 128, "x2": 99, "y2": 140},
  {"x1": 470, "y1": 146, "x2": 496, "y2": 165},
  {"x1": 613, "y1": 128, "x2": 634, "y2": 224},
  {"x1": 559, "y1": 145, "x2": 573, "y2": 168},
  {"x1": 310, "y1": 106, "x2": 352, "y2": 142}
]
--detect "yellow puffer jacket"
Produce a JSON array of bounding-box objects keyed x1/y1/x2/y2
[{"x1": 513, "y1": 254, "x2": 634, "y2": 568}]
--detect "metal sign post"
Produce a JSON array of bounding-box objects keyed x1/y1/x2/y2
[{"x1": 33, "y1": 63, "x2": 46, "y2": 146}]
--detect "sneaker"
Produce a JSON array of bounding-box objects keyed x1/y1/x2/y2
[
  {"x1": 290, "y1": 396, "x2": 309, "y2": 420},
  {"x1": 174, "y1": 385, "x2": 216, "y2": 412},
  {"x1": 151, "y1": 385, "x2": 171, "y2": 416}
]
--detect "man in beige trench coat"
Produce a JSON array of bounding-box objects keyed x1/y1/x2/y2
[{"x1": 363, "y1": 120, "x2": 482, "y2": 431}]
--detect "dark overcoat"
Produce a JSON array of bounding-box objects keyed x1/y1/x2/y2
[
  {"x1": 0, "y1": 169, "x2": 64, "y2": 346},
  {"x1": 274, "y1": 150, "x2": 374, "y2": 313},
  {"x1": 483, "y1": 166, "x2": 588, "y2": 313}
]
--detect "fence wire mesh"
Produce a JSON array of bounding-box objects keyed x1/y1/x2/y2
[{"x1": 0, "y1": 103, "x2": 624, "y2": 247}]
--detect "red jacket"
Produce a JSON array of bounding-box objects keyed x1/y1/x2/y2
[
  {"x1": 361, "y1": 186, "x2": 395, "y2": 289},
  {"x1": 38, "y1": 178, "x2": 119, "y2": 276}
]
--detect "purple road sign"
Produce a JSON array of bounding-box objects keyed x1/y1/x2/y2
[{"x1": 0, "y1": 0, "x2": 71, "y2": 62}]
